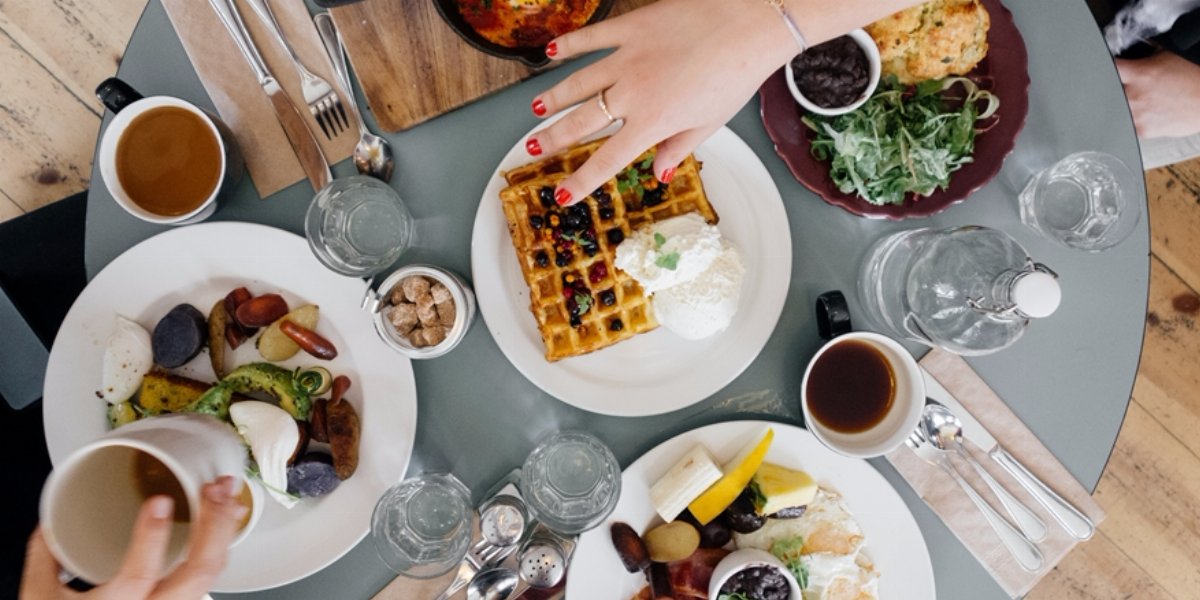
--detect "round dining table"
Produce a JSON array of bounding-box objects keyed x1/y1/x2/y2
[{"x1": 79, "y1": 0, "x2": 1147, "y2": 598}]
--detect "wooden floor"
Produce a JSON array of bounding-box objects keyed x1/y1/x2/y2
[{"x1": 3, "y1": 2, "x2": 1199, "y2": 598}]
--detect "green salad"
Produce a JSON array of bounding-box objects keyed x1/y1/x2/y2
[{"x1": 803, "y1": 76, "x2": 1000, "y2": 207}]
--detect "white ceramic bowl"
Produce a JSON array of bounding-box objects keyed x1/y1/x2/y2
[
  {"x1": 785, "y1": 29, "x2": 882, "y2": 117},
  {"x1": 801, "y1": 332, "x2": 925, "y2": 458},
  {"x1": 709, "y1": 548, "x2": 802, "y2": 600},
  {"x1": 369, "y1": 265, "x2": 477, "y2": 359}
]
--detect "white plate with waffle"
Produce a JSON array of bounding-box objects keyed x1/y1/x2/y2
[
  {"x1": 566, "y1": 421, "x2": 936, "y2": 599},
  {"x1": 471, "y1": 114, "x2": 791, "y2": 416}
]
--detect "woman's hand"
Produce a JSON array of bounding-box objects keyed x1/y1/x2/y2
[
  {"x1": 1117, "y1": 51, "x2": 1200, "y2": 139},
  {"x1": 525, "y1": 0, "x2": 917, "y2": 206},
  {"x1": 21, "y1": 476, "x2": 248, "y2": 600}
]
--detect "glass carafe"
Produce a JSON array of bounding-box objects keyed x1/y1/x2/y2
[{"x1": 857, "y1": 226, "x2": 1061, "y2": 356}]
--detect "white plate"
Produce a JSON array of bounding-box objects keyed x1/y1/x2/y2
[
  {"x1": 567, "y1": 421, "x2": 936, "y2": 599},
  {"x1": 42, "y1": 222, "x2": 418, "y2": 592},
  {"x1": 471, "y1": 119, "x2": 792, "y2": 416}
]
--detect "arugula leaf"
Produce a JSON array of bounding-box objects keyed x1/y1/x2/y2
[
  {"x1": 802, "y1": 76, "x2": 998, "y2": 206},
  {"x1": 655, "y1": 252, "x2": 680, "y2": 270},
  {"x1": 654, "y1": 232, "x2": 667, "y2": 249}
]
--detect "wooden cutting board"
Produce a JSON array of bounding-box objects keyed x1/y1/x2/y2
[{"x1": 328, "y1": 0, "x2": 653, "y2": 132}]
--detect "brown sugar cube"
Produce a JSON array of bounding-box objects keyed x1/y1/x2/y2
[
  {"x1": 416, "y1": 294, "x2": 439, "y2": 327},
  {"x1": 420, "y1": 325, "x2": 447, "y2": 347},
  {"x1": 430, "y1": 282, "x2": 452, "y2": 304},
  {"x1": 406, "y1": 328, "x2": 428, "y2": 348},
  {"x1": 401, "y1": 276, "x2": 431, "y2": 303},
  {"x1": 436, "y1": 300, "x2": 456, "y2": 327},
  {"x1": 388, "y1": 285, "x2": 406, "y2": 306},
  {"x1": 388, "y1": 303, "x2": 418, "y2": 336}
]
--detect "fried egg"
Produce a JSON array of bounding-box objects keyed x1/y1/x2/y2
[
  {"x1": 100, "y1": 316, "x2": 153, "y2": 403},
  {"x1": 733, "y1": 489, "x2": 879, "y2": 600}
]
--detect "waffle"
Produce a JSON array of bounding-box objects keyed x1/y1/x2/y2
[{"x1": 499, "y1": 142, "x2": 719, "y2": 361}]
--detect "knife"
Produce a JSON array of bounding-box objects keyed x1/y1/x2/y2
[
  {"x1": 208, "y1": 0, "x2": 331, "y2": 191},
  {"x1": 921, "y1": 368, "x2": 1096, "y2": 540}
]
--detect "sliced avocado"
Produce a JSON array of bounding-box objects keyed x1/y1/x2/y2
[
  {"x1": 188, "y1": 383, "x2": 235, "y2": 420},
  {"x1": 222, "y1": 363, "x2": 312, "y2": 421}
]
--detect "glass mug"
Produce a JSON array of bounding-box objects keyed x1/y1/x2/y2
[{"x1": 95, "y1": 77, "x2": 244, "y2": 226}]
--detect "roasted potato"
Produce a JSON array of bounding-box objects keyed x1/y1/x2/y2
[
  {"x1": 257, "y1": 305, "x2": 319, "y2": 361},
  {"x1": 326, "y1": 393, "x2": 360, "y2": 480},
  {"x1": 644, "y1": 521, "x2": 700, "y2": 563},
  {"x1": 208, "y1": 300, "x2": 229, "y2": 378}
]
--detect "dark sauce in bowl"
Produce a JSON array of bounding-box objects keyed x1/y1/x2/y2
[
  {"x1": 719, "y1": 565, "x2": 792, "y2": 600},
  {"x1": 791, "y1": 36, "x2": 870, "y2": 109}
]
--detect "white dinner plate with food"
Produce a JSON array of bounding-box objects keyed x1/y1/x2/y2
[
  {"x1": 568, "y1": 421, "x2": 935, "y2": 599},
  {"x1": 471, "y1": 116, "x2": 792, "y2": 416},
  {"x1": 42, "y1": 222, "x2": 418, "y2": 592}
]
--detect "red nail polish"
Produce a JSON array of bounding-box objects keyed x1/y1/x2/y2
[
  {"x1": 526, "y1": 137, "x2": 542, "y2": 156},
  {"x1": 555, "y1": 188, "x2": 572, "y2": 206},
  {"x1": 660, "y1": 167, "x2": 676, "y2": 184},
  {"x1": 532, "y1": 98, "x2": 547, "y2": 117},
  {"x1": 546, "y1": 41, "x2": 558, "y2": 58}
]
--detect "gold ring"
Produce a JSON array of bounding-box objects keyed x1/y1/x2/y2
[{"x1": 597, "y1": 90, "x2": 617, "y2": 123}]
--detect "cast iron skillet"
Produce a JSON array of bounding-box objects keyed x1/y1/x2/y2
[{"x1": 432, "y1": 0, "x2": 616, "y2": 68}]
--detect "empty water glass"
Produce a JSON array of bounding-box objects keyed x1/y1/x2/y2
[
  {"x1": 520, "y1": 431, "x2": 621, "y2": 535},
  {"x1": 371, "y1": 473, "x2": 472, "y2": 579},
  {"x1": 1018, "y1": 151, "x2": 1140, "y2": 252},
  {"x1": 305, "y1": 175, "x2": 413, "y2": 277}
]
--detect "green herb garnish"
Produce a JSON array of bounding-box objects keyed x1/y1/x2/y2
[
  {"x1": 718, "y1": 594, "x2": 751, "y2": 600},
  {"x1": 574, "y1": 293, "x2": 593, "y2": 314},
  {"x1": 654, "y1": 232, "x2": 667, "y2": 249},
  {"x1": 616, "y1": 154, "x2": 657, "y2": 201},
  {"x1": 770, "y1": 536, "x2": 809, "y2": 589},
  {"x1": 802, "y1": 76, "x2": 999, "y2": 206},
  {"x1": 655, "y1": 251, "x2": 680, "y2": 270},
  {"x1": 749, "y1": 481, "x2": 768, "y2": 513}
]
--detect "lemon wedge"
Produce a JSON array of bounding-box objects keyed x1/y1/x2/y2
[{"x1": 687, "y1": 427, "x2": 774, "y2": 525}]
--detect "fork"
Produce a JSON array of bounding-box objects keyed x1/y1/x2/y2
[
  {"x1": 906, "y1": 427, "x2": 1044, "y2": 572},
  {"x1": 433, "y1": 538, "x2": 515, "y2": 600},
  {"x1": 243, "y1": 0, "x2": 348, "y2": 138}
]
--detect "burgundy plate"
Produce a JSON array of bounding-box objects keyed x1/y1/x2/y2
[{"x1": 760, "y1": 0, "x2": 1029, "y2": 220}]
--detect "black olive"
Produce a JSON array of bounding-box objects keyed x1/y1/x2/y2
[
  {"x1": 535, "y1": 251, "x2": 550, "y2": 268},
  {"x1": 609, "y1": 319, "x2": 623, "y2": 332},
  {"x1": 606, "y1": 228, "x2": 625, "y2": 245},
  {"x1": 538, "y1": 186, "x2": 556, "y2": 208},
  {"x1": 529, "y1": 214, "x2": 544, "y2": 229},
  {"x1": 599, "y1": 290, "x2": 616, "y2": 306}
]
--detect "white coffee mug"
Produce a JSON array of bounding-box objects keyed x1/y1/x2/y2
[
  {"x1": 801, "y1": 331, "x2": 925, "y2": 458},
  {"x1": 39, "y1": 413, "x2": 247, "y2": 584},
  {"x1": 95, "y1": 78, "x2": 242, "y2": 226}
]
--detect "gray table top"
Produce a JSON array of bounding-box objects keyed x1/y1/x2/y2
[{"x1": 82, "y1": 1, "x2": 1147, "y2": 598}]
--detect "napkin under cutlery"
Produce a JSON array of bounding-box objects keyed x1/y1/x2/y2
[
  {"x1": 888, "y1": 348, "x2": 1107, "y2": 598},
  {"x1": 160, "y1": 0, "x2": 354, "y2": 197}
]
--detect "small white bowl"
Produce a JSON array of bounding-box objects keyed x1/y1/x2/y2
[
  {"x1": 785, "y1": 29, "x2": 881, "y2": 117},
  {"x1": 709, "y1": 548, "x2": 802, "y2": 600},
  {"x1": 368, "y1": 264, "x2": 477, "y2": 359}
]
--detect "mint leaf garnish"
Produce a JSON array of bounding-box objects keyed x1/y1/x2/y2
[
  {"x1": 655, "y1": 252, "x2": 680, "y2": 270},
  {"x1": 654, "y1": 232, "x2": 667, "y2": 249}
]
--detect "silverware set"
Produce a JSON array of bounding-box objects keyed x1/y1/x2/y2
[
  {"x1": 206, "y1": 0, "x2": 394, "y2": 187},
  {"x1": 909, "y1": 371, "x2": 1096, "y2": 572}
]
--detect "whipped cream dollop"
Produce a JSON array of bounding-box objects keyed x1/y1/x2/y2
[{"x1": 614, "y1": 214, "x2": 745, "y2": 339}]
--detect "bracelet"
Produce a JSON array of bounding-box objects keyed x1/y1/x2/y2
[{"x1": 764, "y1": 0, "x2": 808, "y2": 53}]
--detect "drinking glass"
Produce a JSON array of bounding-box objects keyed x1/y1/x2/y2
[
  {"x1": 520, "y1": 431, "x2": 621, "y2": 535},
  {"x1": 371, "y1": 473, "x2": 472, "y2": 579},
  {"x1": 1018, "y1": 151, "x2": 1140, "y2": 252},
  {"x1": 305, "y1": 175, "x2": 413, "y2": 277}
]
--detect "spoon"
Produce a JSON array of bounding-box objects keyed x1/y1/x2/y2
[
  {"x1": 922, "y1": 402, "x2": 1048, "y2": 542},
  {"x1": 466, "y1": 567, "x2": 518, "y2": 600},
  {"x1": 313, "y1": 12, "x2": 396, "y2": 183}
]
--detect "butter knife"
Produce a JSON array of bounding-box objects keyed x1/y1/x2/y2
[
  {"x1": 921, "y1": 368, "x2": 1096, "y2": 540},
  {"x1": 208, "y1": 0, "x2": 331, "y2": 191}
]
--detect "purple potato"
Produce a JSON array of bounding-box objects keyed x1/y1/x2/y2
[
  {"x1": 152, "y1": 304, "x2": 207, "y2": 368},
  {"x1": 287, "y1": 453, "x2": 340, "y2": 498}
]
